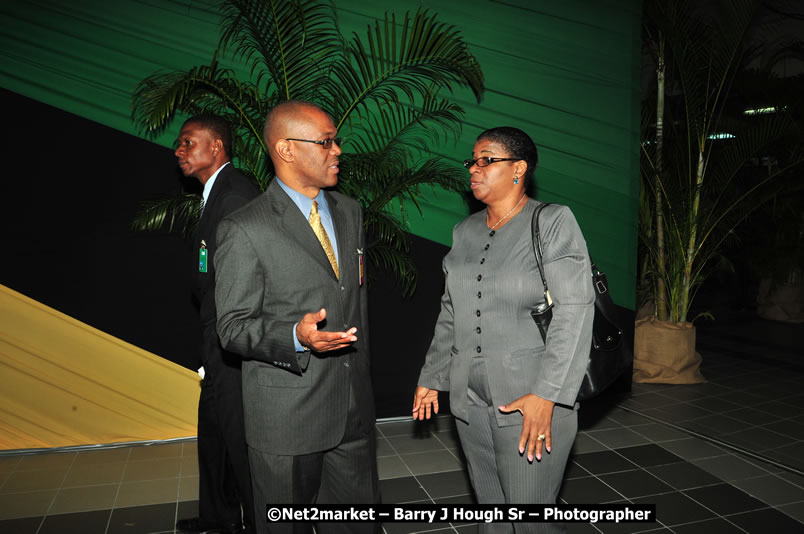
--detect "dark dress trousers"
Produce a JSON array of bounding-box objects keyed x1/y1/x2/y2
[
  {"x1": 194, "y1": 163, "x2": 259, "y2": 531},
  {"x1": 214, "y1": 179, "x2": 379, "y2": 534}
]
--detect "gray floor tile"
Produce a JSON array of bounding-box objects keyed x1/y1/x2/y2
[
  {"x1": 416, "y1": 471, "x2": 473, "y2": 499},
  {"x1": 571, "y1": 433, "x2": 609, "y2": 454},
  {"x1": 731, "y1": 474, "x2": 804, "y2": 505},
  {"x1": 657, "y1": 437, "x2": 728, "y2": 461},
  {"x1": 692, "y1": 454, "x2": 773, "y2": 481},
  {"x1": 646, "y1": 461, "x2": 723, "y2": 491},
  {"x1": 572, "y1": 450, "x2": 640, "y2": 476},
  {"x1": 401, "y1": 450, "x2": 463, "y2": 476},
  {"x1": 598, "y1": 469, "x2": 673, "y2": 499},
  {"x1": 613, "y1": 444, "x2": 685, "y2": 468},
  {"x1": 387, "y1": 434, "x2": 447, "y2": 455},
  {"x1": 380, "y1": 477, "x2": 430, "y2": 504},
  {"x1": 628, "y1": 423, "x2": 690, "y2": 443},
  {"x1": 379, "y1": 455, "x2": 414, "y2": 480}
]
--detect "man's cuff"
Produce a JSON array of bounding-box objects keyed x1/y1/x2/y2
[{"x1": 292, "y1": 322, "x2": 308, "y2": 352}]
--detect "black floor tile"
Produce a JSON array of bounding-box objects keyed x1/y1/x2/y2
[
  {"x1": 683, "y1": 483, "x2": 766, "y2": 515},
  {"x1": 594, "y1": 519, "x2": 668, "y2": 534},
  {"x1": 417, "y1": 470, "x2": 473, "y2": 499},
  {"x1": 565, "y1": 523, "x2": 605, "y2": 534},
  {"x1": 613, "y1": 444, "x2": 684, "y2": 468},
  {"x1": 631, "y1": 492, "x2": 716, "y2": 527},
  {"x1": 383, "y1": 514, "x2": 451, "y2": 534},
  {"x1": 737, "y1": 429, "x2": 797, "y2": 451},
  {"x1": 753, "y1": 401, "x2": 802, "y2": 419},
  {"x1": 0, "y1": 516, "x2": 42, "y2": 534},
  {"x1": 690, "y1": 396, "x2": 741, "y2": 413},
  {"x1": 727, "y1": 507, "x2": 804, "y2": 533},
  {"x1": 176, "y1": 499, "x2": 199, "y2": 522},
  {"x1": 558, "y1": 476, "x2": 624, "y2": 503},
  {"x1": 646, "y1": 461, "x2": 722, "y2": 490},
  {"x1": 108, "y1": 502, "x2": 177, "y2": 534},
  {"x1": 762, "y1": 419, "x2": 804, "y2": 440},
  {"x1": 571, "y1": 450, "x2": 639, "y2": 476},
  {"x1": 723, "y1": 406, "x2": 783, "y2": 425},
  {"x1": 38, "y1": 509, "x2": 111, "y2": 534},
  {"x1": 380, "y1": 476, "x2": 430, "y2": 503},
  {"x1": 564, "y1": 459, "x2": 592, "y2": 480},
  {"x1": 598, "y1": 469, "x2": 674, "y2": 499},
  {"x1": 669, "y1": 517, "x2": 746, "y2": 533}
]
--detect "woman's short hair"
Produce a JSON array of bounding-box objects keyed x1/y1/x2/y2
[{"x1": 476, "y1": 127, "x2": 539, "y2": 181}]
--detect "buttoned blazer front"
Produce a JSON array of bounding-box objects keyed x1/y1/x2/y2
[
  {"x1": 418, "y1": 200, "x2": 595, "y2": 426},
  {"x1": 214, "y1": 178, "x2": 374, "y2": 456}
]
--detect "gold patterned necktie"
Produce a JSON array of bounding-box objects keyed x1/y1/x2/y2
[{"x1": 309, "y1": 200, "x2": 339, "y2": 278}]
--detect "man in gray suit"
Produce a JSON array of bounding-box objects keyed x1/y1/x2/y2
[{"x1": 214, "y1": 100, "x2": 379, "y2": 534}]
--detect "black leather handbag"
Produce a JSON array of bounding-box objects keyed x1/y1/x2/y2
[{"x1": 530, "y1": 203, "x2": 626, "y2": 402}]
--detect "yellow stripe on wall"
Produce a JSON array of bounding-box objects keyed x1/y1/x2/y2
[{"x1": 0, "y1": 285, "x2": 199, "y2": 450}]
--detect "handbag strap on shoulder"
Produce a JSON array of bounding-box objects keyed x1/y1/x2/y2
[{"x1": 531, "y1": 202, "x2": 552, "y2": 305}]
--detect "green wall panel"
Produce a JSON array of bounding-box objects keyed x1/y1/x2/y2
[{"x1": 0, "y1": 0, "x2": 641, "y2": 308}]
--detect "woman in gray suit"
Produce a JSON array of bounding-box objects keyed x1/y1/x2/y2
[{"x1": 413, "y1": 127, "x2": 595, "y2": 533}]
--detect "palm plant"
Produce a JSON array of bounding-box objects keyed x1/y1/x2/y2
[
  {"x1": 639, "y1": 0, "x2": 804, "y2": 324},
  {"x1": 130, "y1": 0, "x2": 484, "y2": 294}
]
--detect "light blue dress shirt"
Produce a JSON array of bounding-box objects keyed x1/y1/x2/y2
[{"x1": 275, "y1": 177, "x2": 341, "y2": 352}]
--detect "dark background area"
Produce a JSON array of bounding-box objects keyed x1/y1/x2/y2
[{"x1": 2, "y1": 88, "x2": 633, "y2": 418}]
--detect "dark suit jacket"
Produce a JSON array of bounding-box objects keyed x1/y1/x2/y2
[
  {"x1": 194, "y1": 164, "x2": 259, "y2": 368},
  {"x1": 214, "y1": 179, "x2": 375, "y2": 456}
]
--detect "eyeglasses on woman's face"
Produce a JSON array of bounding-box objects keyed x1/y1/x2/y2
[
  {"x1": 463, "y1": 157, "x2": 518, "y2": 169},
  {"x1": 285, "y1": 137, "x2": 343, "y2": 150}
]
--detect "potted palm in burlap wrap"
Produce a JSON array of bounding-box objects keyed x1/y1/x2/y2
[{"x1": 636, "y1": 0, "x2": 803, "y2": 383}]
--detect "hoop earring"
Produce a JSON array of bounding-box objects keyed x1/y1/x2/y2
[{"x1": 514, "y1": 176, "x2": 519, "y2": 185}]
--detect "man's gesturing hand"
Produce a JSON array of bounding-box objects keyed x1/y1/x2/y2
[{"x1": 296, "y1": 308, "x2": 357, "y2": 352}]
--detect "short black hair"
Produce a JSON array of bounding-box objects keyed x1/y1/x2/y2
[
  {"x1": 476, "y1": 127, "x2": 539, "y2": 181},
  {"x1": 183, "y1": 114, "x2": 233, "y2": 159}
]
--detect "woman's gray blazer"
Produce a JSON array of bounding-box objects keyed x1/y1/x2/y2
[{"x1": 418, "y1": 199, "x2": 595, "y2": 426}]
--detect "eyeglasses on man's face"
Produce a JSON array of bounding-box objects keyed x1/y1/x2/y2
[
  {"x1": 463, "y1": 157, "x2": 518, "y2": 169},
  {"x1": 285, "y1": 137, "x2": 343, "y2": 150}
]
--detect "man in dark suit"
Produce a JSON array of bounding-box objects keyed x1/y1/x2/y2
[
  {"x1": 214, "y1": 101, "x2": 380, "y2": 534},
  {"x1": 174, "y1": 114, "x2": 259, "y2": 534}
]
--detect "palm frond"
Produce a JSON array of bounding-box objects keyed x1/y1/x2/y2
[
  {"x1": 130, "y1": 193, "x2": 203, "y2": 238},
  {"x1": 131, "y1": 60, "x2": 266, "y2": 144},
  {"x1": 326, "y1": 8, "x2": 484, "y2": 129},
  {"x1": 345, "y1": 93, "x2": 464, "y2": 164},
  {"x1": 219, "y1": 0, "x2": 341, "y2": 102}
]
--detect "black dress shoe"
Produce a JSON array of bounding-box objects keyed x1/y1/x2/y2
[{"x1": 176, "y1": 517, "x2": 244, "y2": 533}]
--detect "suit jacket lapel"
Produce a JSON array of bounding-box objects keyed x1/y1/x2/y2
[
  {"x1": 270, "y1": 180, "x2": 338, "y2": 280},
  {"x1": 327, "y1": 191, "x2": 351, "y2": 283}
]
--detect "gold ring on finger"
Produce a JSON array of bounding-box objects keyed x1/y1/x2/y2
[{"x1": 537, "y1": 434, "x2": 546, "y2": 441}]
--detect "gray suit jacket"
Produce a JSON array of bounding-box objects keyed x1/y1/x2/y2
[
  {"x1": 214, "y1": 179, "x2": 374, "y2": 455},
  {"x1": 418, "y1": 200, "x2": 594, "y2": 426}
]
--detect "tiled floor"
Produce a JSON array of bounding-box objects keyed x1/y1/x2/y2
[{"x1": 1, "y1": 320, "x2": 802, "y2": 533}]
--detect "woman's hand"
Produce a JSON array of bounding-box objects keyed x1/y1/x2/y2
[
  {"x1": 499, "y1": 393, "x2": 554, "y2": 462},
  {"x1": 412, "y1": 386, "x2": 440, "y2": 420}
]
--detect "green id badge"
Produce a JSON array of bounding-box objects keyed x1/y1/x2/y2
[{"x1": 199, "y1": 241, "x2": 208, "y2": 273}]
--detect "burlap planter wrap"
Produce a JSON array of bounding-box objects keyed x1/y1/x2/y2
[{"x1": 633, "y1": 317, "x2": 706, "y2": 384}]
